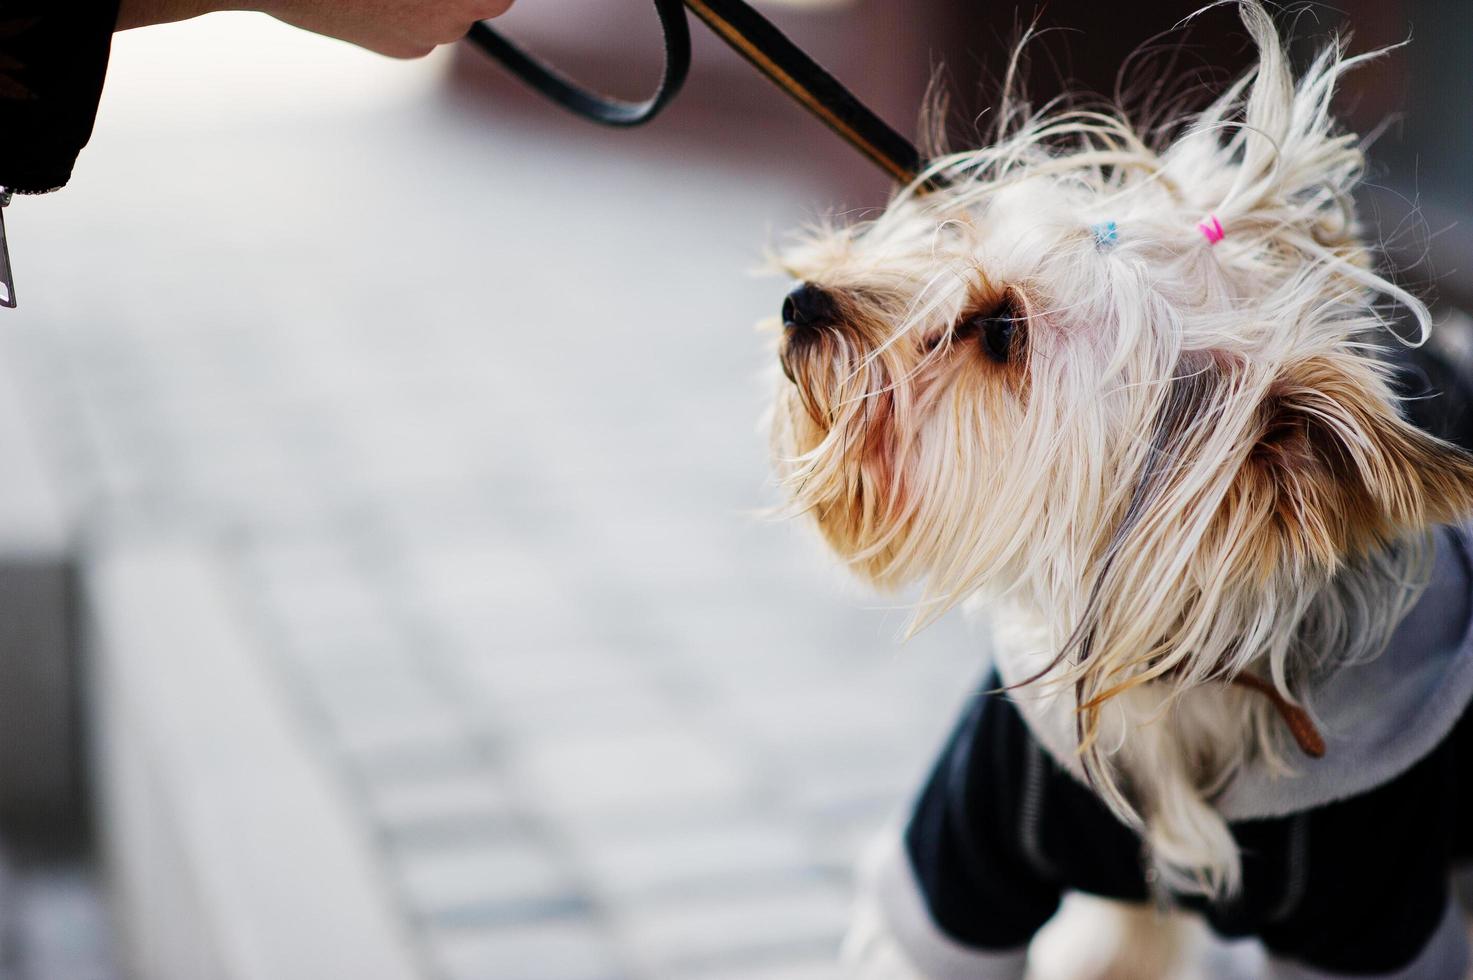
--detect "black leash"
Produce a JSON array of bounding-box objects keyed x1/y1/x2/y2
[
  {"x1": 467, "y1": 0, "x2": 691, "y2": 127},
  {"x1": 466, "y1": 0, "x2": 927, "y2": 186}
]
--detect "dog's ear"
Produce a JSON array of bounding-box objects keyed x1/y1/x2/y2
[{"x1": 1238, "y1": 354, "x2": 1473, "y2": 571}]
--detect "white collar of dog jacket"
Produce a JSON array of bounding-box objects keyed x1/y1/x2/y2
[
  {"x1": 991, "y1": 520, "x2": 1473, "y2": 822},
  {"x1": 1212, "y1": 520, "x2": 1473, "y2": 819}
]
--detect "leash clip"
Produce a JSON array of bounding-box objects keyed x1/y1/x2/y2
[{"x1": 0, "y1": 187, "x2": 16, "y2": 310}]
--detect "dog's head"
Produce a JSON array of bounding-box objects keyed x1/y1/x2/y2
[{"x1": 770, "y1": 2, "x2": 1473, "y2": 734}]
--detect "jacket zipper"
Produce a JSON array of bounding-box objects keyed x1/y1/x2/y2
[{"x1": 1018, "y1": 741, "x2": 1058, "y2": 881}]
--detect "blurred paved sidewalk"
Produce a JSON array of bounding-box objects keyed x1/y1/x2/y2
[{"x1": 2, "y1": 14, "x2": 981, "y2": 979}]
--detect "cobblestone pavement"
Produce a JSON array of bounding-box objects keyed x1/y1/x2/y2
[{"x1": 4, "y1": 16, "x2": 982, "y2": 979}]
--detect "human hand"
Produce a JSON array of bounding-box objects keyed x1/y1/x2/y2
[
  {"x1": 254, "y1": 0, "x2": 515, "y2": 59},
  {"x1": 116, "y1": 0, "x2": 516, "y2": 59}
]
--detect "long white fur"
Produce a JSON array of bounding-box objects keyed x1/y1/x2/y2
[{"x1": 770, "y1": 0, "x2": 1456, "y2": 900}]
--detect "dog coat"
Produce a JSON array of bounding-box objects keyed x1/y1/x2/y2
[{"x1": 874, "y1": 521, "x2": 1473, "y2": 979}]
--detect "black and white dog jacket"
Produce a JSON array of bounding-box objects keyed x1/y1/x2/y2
[{"x1": 867, "y1": 521, "x2": 1473, "y2": 980}]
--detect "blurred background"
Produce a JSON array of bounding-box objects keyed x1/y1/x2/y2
[{"x1": 0, "y1": 1, "x2": 1467, "y2": 978}]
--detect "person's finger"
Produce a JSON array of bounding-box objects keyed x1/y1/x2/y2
[
  {"x1": 382, "y1": 40, "x2": 437, "y2": 59},
  {"x1": 431, "y1": 20, "x2": 469, "y2": 45},
  {"x1": 476, "y1": 0, "x2": 514, "y2": 20}
]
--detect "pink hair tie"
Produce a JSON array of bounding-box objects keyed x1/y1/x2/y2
[{"x1": 1198, "y1": 214, "x2": 1226, "y2": 245}]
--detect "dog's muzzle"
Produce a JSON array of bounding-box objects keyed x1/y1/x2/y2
[
  {"x1": 782, "y1": 282, "x2": 839, "y2": 335},
  {"x1": 779, "y1": 282, "x2": 841, "y2": 384}
]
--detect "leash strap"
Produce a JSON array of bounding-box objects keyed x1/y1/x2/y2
[
  {"x1": 465, "y1": 0, "x2": 925, "y2": 185},
  {"x1": 465, "y1": 0, "x2": 691, "y2": 127}
]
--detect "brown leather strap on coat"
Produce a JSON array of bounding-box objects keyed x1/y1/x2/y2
[{"x1": 1230, "y1": 672, "x2": 1326, "y2": 759}]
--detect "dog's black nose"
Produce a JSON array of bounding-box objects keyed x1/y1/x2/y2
[{"x1": 782, "y1": 283, "x2": 838, "y2": 332}]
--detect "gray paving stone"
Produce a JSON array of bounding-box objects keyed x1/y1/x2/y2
[
  {"x1": 393, "y1": 838, "x2": 582, "y2": 927},
  {"x1": 573, "y1": 820, "x2": 822, "y2": 902},
  {"x1": 313, "y1": 672, "x2": 455, "y2": 741},
  {"x1": 484, "y1": 691, "x2": 685, "y2": 745},
  {"x1": 257, "y1": 577, "x2": 395, "y2": 647},
  {"x1": 784, "y1": 757, "x2": 924, "y2": 825},
  {"x1": 333, "y1": 711, "x2": 476, "y2": 774},
  {"x1": 457, "y1": 655, "x2": 685, "y2": 740},
  {"x1": 364, "y1": 767, "x2": 517, "y2": 841},
  {"x1": 428, "y1": 919, "x2": 624, "y2": 980},
  {"x1": 398, "y1": 547, "x2": 572, "y2": 615},
  {"x1": 614, "y1": 884, "x2": 849, "y2": 975},
  {"x1": 671, "y1": 959, "x2": 843, "y2": 980},
  {"x1": 715, "y1": 684, "x2": 930, "y2": 759},
  {"x1": 278, "y1": 637, "x2": 429, "y2": 699},
  {"x1": 512, "y1": 729, "x2": 756, "y2": 824}
]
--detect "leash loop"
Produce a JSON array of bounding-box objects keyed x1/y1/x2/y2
[
  {"x1": 466, "y1": 0, "x2": 926, "y2": 185},
  {"x1": 466, "y1": 0, "x2": 691, "y2": 127}
]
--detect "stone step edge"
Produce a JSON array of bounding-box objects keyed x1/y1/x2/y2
[{"x1": 85, "y1": 542, "x2": 423, "y2": 980}]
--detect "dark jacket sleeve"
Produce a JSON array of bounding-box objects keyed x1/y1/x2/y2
[{"x1": 0, "y1": 1, "x2": 122, "y2": 194}]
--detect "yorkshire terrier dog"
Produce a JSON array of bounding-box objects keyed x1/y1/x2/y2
[{"x1": 768, "y1": 3, "x2": 1473, "y2": 978}]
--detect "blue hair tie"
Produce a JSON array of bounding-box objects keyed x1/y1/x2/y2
[{"x1": 1091, "y1": 221, "x2": 1119, "y2": 249}]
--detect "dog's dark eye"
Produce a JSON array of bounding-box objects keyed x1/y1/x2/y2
[
  {"x1": 956, "y1": 297, "x2": 1025, "y2": 364},
  {"x1": 981, "y1": 316, "x2": 1017, "y2": 363}
]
